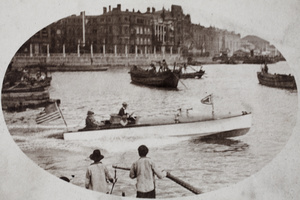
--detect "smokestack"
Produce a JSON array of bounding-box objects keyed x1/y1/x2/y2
[
  {"x1": 147, "y1": 7, "x2": 150, "y2": 13},
  {"x1": 133, "y1": 8, "x2": 135, "y2": 12},
  {"x1": 117, "y1": 4, "x2": 121, "y2": 11},
  {"x1": 103, "y1": 7, "x2": 107, "y2": 14},
  {"x1": 109, "y1": 5, "x2": 111, "y2": 12},
  {"x1": 152, "y1": 7, "x2": 155, "y2": 13},
  {"x1": 81, "y1": 11, "x2": 85, "y2": 47}
]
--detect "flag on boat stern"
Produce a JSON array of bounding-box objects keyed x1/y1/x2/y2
[
  {"x1": 201, "y1": 94, "x2": 213, "y2": 105},
  {"x1": 36, "y1": 102, "x2": 61, "y2": 124}
]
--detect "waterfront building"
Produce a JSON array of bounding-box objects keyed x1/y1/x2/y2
[
  {"x1": 16, "y1": 3, "x2": 243, "y2": 58},
  {"x1": 95, "y1": 4, "x2": 153, "y2": 55},
  {"x1": 151, "y1": 5, "x2": 190, "y2": 54},
  {"x1": 18, "y1": 27, "x2": 51, "y2": 56},
  {"x1": 241, "y1": 35, "x2": 281, "y2": 57},
  {"x1": 190, "y1": 24, "x2": 241, "y2": 57}
]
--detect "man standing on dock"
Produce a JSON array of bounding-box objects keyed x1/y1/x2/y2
[{"x1": 129, "y1": 145, "x2": 166, "y2": 198}]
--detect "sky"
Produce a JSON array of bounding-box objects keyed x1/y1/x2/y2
[
  {"x1": 52, "y1": 0, "x2": 300, "y2": 39},
  {"x1": 0, "y1": 0, "x2": 299, "y2": 57}
]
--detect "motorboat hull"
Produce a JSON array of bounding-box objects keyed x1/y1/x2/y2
[{"x1": 63, "y1": 113, "x2": 252, "y2": 141}]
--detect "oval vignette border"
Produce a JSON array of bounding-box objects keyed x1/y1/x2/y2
[{"x1": 0, "y1": 0, "x2": 300, "y2": 200}]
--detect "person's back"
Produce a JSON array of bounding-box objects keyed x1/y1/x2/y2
[
  {"x1": 86, "y1": 162, "x2": 111, "y2": 193},
  {"x1": 130, "y1": 157, "x2": 163, "y2": 193},
  {"x1": 129, "y1": 145, "x2": 165, "y2": 198},
  {"x1": 85, "y1": 149, "x2": 113, "y2": 193}
]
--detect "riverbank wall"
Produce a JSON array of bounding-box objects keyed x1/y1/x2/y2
[{"x1": 11, "y1": 53, "x2": 214, "y2": 69}]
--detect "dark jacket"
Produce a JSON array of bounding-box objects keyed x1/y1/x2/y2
[
  {"x1": 86, "y1": 115, "x2": 101, "y2": 129},
  {"x1": 118, "y1": 107, "x2": 127, "y2": 117}
]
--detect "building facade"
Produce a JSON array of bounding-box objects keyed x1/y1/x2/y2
[{"x1": 17, "y1": 4, "x2": 243, "y2": 57}]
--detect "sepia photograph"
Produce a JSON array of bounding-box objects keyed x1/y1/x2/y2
[{"x1": 0, "y1": 0, "x2": 300, "y2": 199}]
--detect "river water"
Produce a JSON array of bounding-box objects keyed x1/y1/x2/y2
[{"x1": 3, "y1": 61, "x2": 298, "y2": 198}]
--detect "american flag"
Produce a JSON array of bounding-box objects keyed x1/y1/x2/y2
[{"x1": 36, "y1": 102, "x2": 61, "y2": 124}]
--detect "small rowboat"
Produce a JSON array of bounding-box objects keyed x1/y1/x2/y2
[
  {"x1": 63, "y1": 111, "x2": 252, "y2": 141},
  {"x1": 180, "y1": 69, "x2": 205, "y2": 79},
  {"x1": 257, "y1": 71, "x2": 297, "y2": 90}
]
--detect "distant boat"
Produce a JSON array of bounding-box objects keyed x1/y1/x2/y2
[
  {"x1": 46, "y1": 64, "x2": 109, "y2": 72},
  {"x1": 129, "y1": 66, "x2": 181, "y2": 88},
  {"x1": 2, "y1": 83, "x2": 46, "y2": 93},
  {"x1": 1, "y1": 65, "x2": 54, "y2": 111},
  {"x1": 1, "y1": 84, "x2": 53, "y2": 111},
  {"x1": 257, "y1": 71, "x2": 297, "y2": 90},
  {"x1": 244, "y1": 56, "x2": 276, "y2": 64},
  {"x1": 181, "y1": 68, "x2": 205, "y2": 79},
  {"x1": 63, "y1": 111, "x2": 252, "y2": 141},
  {"x1": 23, "y1": 64, "x2": 52, "y2": 87}
]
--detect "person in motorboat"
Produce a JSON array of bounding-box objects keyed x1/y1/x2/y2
[
  {"x1": 118, "y1": 102, "x2": 136, "y2": 125},
  {"x1": 118, "y1": 102, "x2": 129, "y2": 117},
  {"x1": 85, "y1": 110, "x2": 103, "y2": 130},
  {"x1": 129, "y1": 145, "x2": 166, "y2": 198},
  {"x1": 85, "y1": 149, "x2": 115, "y2": 193}
]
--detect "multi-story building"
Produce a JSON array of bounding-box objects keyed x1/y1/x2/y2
[
  {"x1": 94, "y1": 5, "x2": 153, "y2": 54},
  {"x1": 190, "y1": 24, "x2": 241, "y2": 57},
  {"x1": 18, "y1": 27, "x2": 51, "y2": 55},
  {"x1": 16, "y1": 4, "x2": 243, "y2": 57}
]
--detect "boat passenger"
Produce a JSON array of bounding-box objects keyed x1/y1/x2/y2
[
  {"x1": 162, "y1": 59, "x2": 170, "y2": 71},
  {"x1": 264, "y1": 63, "x2": 269, "y2": 73},
  {"x1": 149, "y1": 64, "x2": 156, "y2": 73},
  {"x1": 118, "y1": 102, "x2": 129, "y2": 117},
  {"x1": 183, "y1": 63, "x2": 187, "y2": 74},
  {"x1": 129, "y1": 145, "x2": 166, "y2": 198},
  {"x1": 262, "y1": 61, "x2": 268, "y2": 73},
  {"x1": 118, "y1": 102, "x2": 136, "y2": 124},
  {"x1": 21, "y1": 68, "x2": 30, "y2": 82},
  {"x1": 85, "y1": 111, "x2": 103, "y2": 129},
  {"x1": 85, "y1": 149, "x2": 115, "y2": 193},
  {"x1": 158, "y1": 61, "x2": 163, "y2": 73}
]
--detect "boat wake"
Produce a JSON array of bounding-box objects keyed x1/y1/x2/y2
[{"x1": 72, "y1": 133, "x2": 190, "y2": 153}]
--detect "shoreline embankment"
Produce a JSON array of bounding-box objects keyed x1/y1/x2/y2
[{"x1": 11, "y1": 53, "x2": 214, "y2": 69}]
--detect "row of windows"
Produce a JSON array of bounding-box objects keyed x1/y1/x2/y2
[
  {"x1": 96, "y1": 37, "x2": 151, "y2": 45},
  {"x1": 91, "y1": 26, "x2": 151, "y2": 35},
  {"x1": 66, "y1": 18, "x2": 82, "y2": 24},
  {"x1": 97, "y1": 16, "x2": 150, "y2": 24},
  {"x1": 97, "y1": 26, "x2": 130, "y2": 34},
  {"x1": 136, "y1": 27, "x2": 151, "y2": 34},
  {"x1": 136, "y1": 37, "x2": 151, "y2": 45}
]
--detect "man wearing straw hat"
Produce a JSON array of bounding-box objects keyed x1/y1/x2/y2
[{"x1": 85, "y1": 149, "x2": 114, "y2": 193}]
